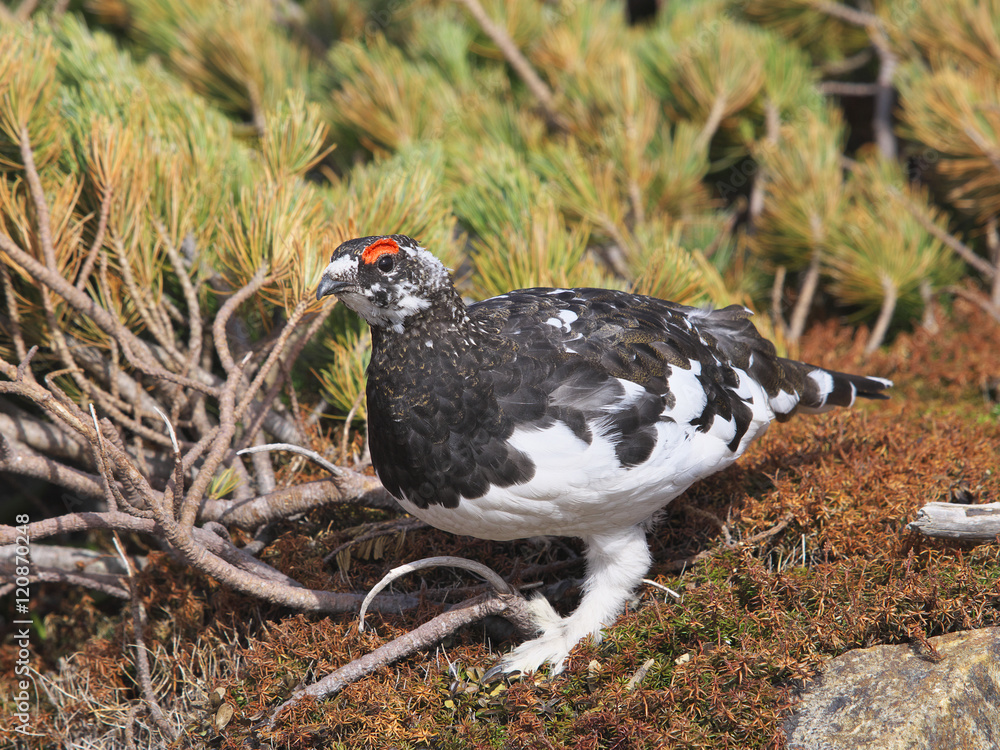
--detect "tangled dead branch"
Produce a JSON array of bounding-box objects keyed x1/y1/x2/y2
[{"x1": 0, "y1": 130, "x2": 421, "y2": 623}]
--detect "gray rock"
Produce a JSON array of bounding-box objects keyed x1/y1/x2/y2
[{"x1": 785, "y1": 627, "x2": 1000, "y2": 750}]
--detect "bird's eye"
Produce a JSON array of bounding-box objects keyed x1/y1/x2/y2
[{"x1": 376, "y1": 255, "x2": 395, "y2": 273}]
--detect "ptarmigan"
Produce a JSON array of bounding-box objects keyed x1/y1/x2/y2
[{"x1": 316, "y1": 234, "x2": 891, "y2": 676}]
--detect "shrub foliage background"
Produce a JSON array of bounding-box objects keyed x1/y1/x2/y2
[{"x1": 2, "y1": 0, "x2": 998, "y2": 380}]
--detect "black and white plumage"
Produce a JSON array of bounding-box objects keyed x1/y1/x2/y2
[{"x1": 316, "y1": 234, "x2": 891, "y2": 676}]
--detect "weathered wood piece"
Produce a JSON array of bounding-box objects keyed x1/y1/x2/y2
[{"x1": 907, "y1": 502, "x2": 1000, "y2": 542}]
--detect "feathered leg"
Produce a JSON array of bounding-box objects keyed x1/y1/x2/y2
[{"x1": 489, "y1": 524, "x2": 652, "y2": 677}]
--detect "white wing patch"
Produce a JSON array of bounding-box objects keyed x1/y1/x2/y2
[
  {"x1": 558, "y1": 309, "x2": 579, "y2": 326},
  {"x1": 770, "y1": 388, "x2": 799, "y2": 415},
  {"x1": 542, "y1": 310, "x2": 579, "y2": 333},
  {"x1": 661, "y1": 363, "x2": 708, "y2": 424},
  {"x1": 807, "y1": 369, "x2": 835, "y2": 404}
]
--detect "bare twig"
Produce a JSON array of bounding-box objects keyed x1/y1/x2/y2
[
  {"x1": 787, "y1": 251, "x2": 822, "y2": 342},
  {"x1": 809, "y1": 0, "x2": 877, "y2": 28},
  {"x1": 213, "y1": 268, "x2": 271, "y2": 375},
  {"x1": 0, "y1": 407, "x2": 93, "y2": 465},
  {"x1": 246, "y1": 431, "x2": 277, "y2": 496},
  {"x1": 642, "y1": 578, "x2": 681, "y2": 600},
  {"x1": 0, "y1": 563, "x2": 129, "y2": 598},
  {"x1": 809, "y1": 1, "x2": 896, "y2": 158},
  {"x1": 770, "y1": 264, "x2": 789, "y2": 336},
  {"x1": 158, "y1": 228, "x2": 204, "y2": 375},
  {"x1": 696, "y1": 93, "x2": 729, "y2": 153},
  {"x1": 748, "y1": 100, "x2": 780, "y2": 232},
  {"x1": 238, "y1": 443, "x2": 343, "y2": 478},
  {"x1": 90, "y1": 405, "x2": 121, "y2": 513},
  {"x1": 702, "y1": 210, "x2": 740, "y2": 259},
  {"x1": 267, "y1": 591, "x2": 532, "y2": 722},
  {"x1": 819, "y1": 81, "x2": 881, "y2": 97},
  {"x1": 153, "y1": 405, "x2": 187, "y2": 526},
  {"x1": 0, "y1": 512, "x2": 418, "y2": 613},
  {"x1": 945, "y1": 285, "x2": 1000, "y2": 323},
  {"x1": 340, "y1": 387, "x2": 366, "y2": 463},
  {"x1": 0, "y1": 261, "x2": 29, "y2": 363},
  {"x1": 234, "y1": 301, "x2": 331, "y2": 451},
  {"x1": 234, "y1": 299, "x2": 309, "y2": 423},
  {"x1": 0, "y1": 543, "x2": 133, "y2": 575},
  {"x1": 71, "y1": 347, "x2": 161, "y2": 412},
  {"x1": 212, "y1": 475, "x2": 399, "y2": 529},
  {"x1": 820, "y1": 48, "x2": 874, "y2": 76},
  {"x1": 963, "y1": 125, "x2": 1000, "y2": 180},
  {"x1": 0, "y1": 362, "x2": 96, "y2": 449},
  {"x1": 870, "y1": 27, "x2": 898, "y2": 160},
  {"x1": 359, "y1": 555, "x2": 516, "y2": 632},
  {"x1": 74, "y1": 184, "x2": 113, "y2": 293},
  {"x1": 19, "y1": 124, "x2": 57, "y2": 270},
  {"x1": 179, "y1": 353, "x2": 248, "y2": 529},
  {"x1": 112, "y1": 535, "x2": 178, "y2": 742},
  {"x1": 79, "y1": 373, "x2": 178, "y2": 450},
  {"x1": 115, "y1": 237, "x2": 185, "y2": 368}
]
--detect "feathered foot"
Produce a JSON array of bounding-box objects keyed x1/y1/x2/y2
[{"x1": 485, "y1": 525, "x2": 652, "y2": 679}]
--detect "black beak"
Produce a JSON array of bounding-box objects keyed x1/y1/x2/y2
[{"x1": 316, "y1": 274, "x2": 349, "y2": 300}]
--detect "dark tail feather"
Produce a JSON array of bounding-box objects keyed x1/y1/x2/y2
[
  {"x1": 775, "y1": 359, "x2": 892, "y2": 419},
  {"x1": 697, "y1": 305, "x2": 893, "y2": 419}
]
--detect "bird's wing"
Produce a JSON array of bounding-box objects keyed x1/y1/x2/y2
[{"x1": 472, "y1": 288, "x2": 774, "y2": 457}]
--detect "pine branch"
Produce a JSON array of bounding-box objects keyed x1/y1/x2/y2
[
  {"x1": 820, "y1": 82, "x2": 880, "y2": 96},
  {"x1": 886, "y1": 187, "x2": 996, "y2": 280},
  {"x1": 0, "y1": 433, "x2": 104, "y2": 498},
  {"x1": 454, "y1": 0, "x2": 569, "y2": 132},
  {"x1": 787, "y1": 249, "x2": 822, "y2": 342},
  {"x1": 808, "y1": 0, "x2": 878, "y2": 28},
  {"x1": 0, "y1": 563, "x2": 129, "y2": 599},
  {"x1": 870, "y1": 27, "x2": 898, "y2": 160},
  {"x1": 820, "y1": 48, "x2": 874, "y2": 76},
  {"x1": 211, "y1": 475, "x2": 399, "y2": 529},
  {"x1": 810, "y1": 1, "x2": 896, "y2": 158},
  {"x1": 0, "y1": 228, "x2": 218, "y2": 396},
  {"x1": 865, "y1": 275, "x2": 898, "y2": 354}
]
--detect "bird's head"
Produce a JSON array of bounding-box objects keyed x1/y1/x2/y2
[{"x1": 316, "y1": 234, "x2": 454, "y2": 333}]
